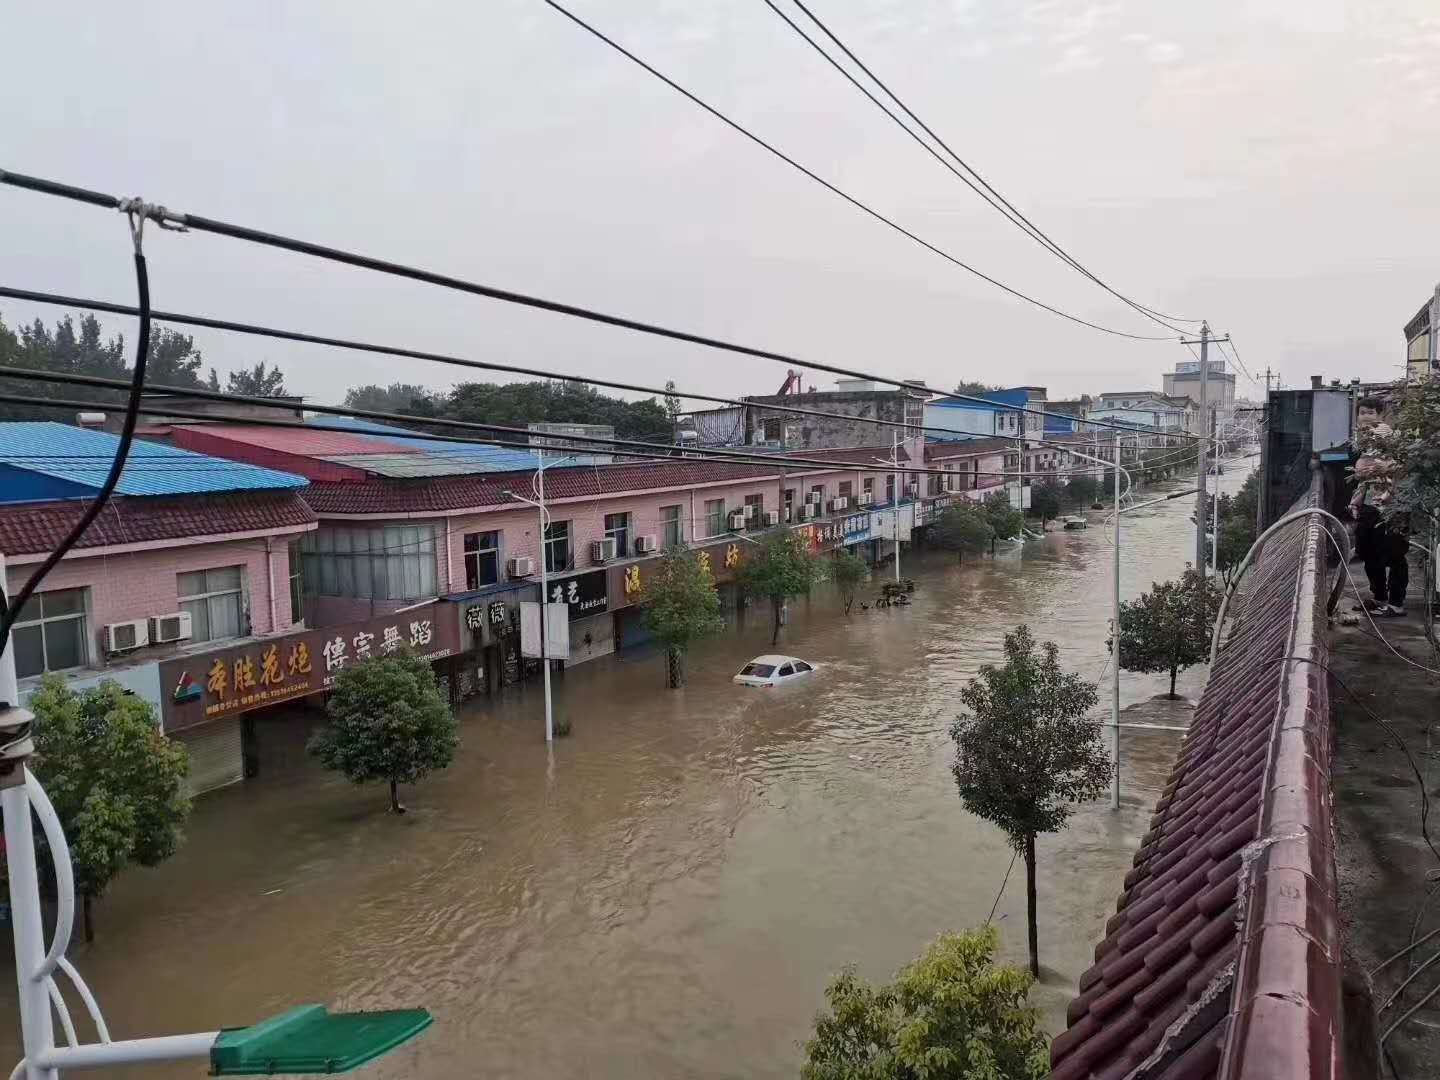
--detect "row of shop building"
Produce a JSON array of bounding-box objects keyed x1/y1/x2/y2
[{"x1": 0, "y1": 410, "x2": 1139, "y2": 793}]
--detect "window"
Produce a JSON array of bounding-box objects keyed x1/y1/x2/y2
[
  {"x1": 885, "y1": 474, "x2": 895, "y2": 504},
  {"x1": 544, "y1": 521, "x2": 572, "y2": 574},
  {"x1": 601, "y1": 512, "x2": 630, "y2": 558},
  {"x1": 838, "y1": 480, "x2": 853, "y2": 499},
  {"x1": 810, "y1": 484, "x2": 825, "y2": 504},
  {"x1": 762, "y1": 417, "x2": 783, "y2": 441},
  {"x1": 300, "y1": 524, "x2": 439, "y2": 601},
  {"x1": 776, "y1": 663, "x2": 794, "y2": 677},
  {"x1": 12, "y1": 587, "x2": 87, "y2": 678},
  {"x1": 660, "y1": 504, "x2": 683, "y2": 548},
  {"x1": 464, "y1": 530, "x2": 501, "y2": 590},
  {"x1": 862, "y1": 477, "x2": 874, "y2": 500},
  {"x1": 743, "y1": 493, "x2": 764, "y2": 526},
  {"x1": 288, "y1": 539, "x2": 305, "y2": 622},
  {"x1": 793, "y1": 660, "x2": 812, "y2": 673},
  {"x1": 740, "y1": 662, "x2": 775, "y2": 678},
  {"x1": 178, "y1": 566, "x2": 246, "y2": 643},
  {"x1": 704, "y1": 499, "x2": 725, "y2": 538}
]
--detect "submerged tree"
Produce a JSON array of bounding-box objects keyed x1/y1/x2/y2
[
  {"x1": 802, "y1": 926, "x2": 1049, "y2": 1080},
  {"x1": 1029, "y1": 482, "x2": 1063, "y2": 526},
  {"x1": 738, "y1": 530, "x2": 822, "y2": 645},
  {"x1": 983, "y1": 490, "x2": 1025, "y2": 551},
  {"x1": 640, "y1": 545, "x2": 725, "y2": 687},
  {"x1": 29, "y1": 677, "x2": 191, "y2": 941},
  {"x1": 951, "y1": 626, "x2": 1109, "y2": 977},
  {"x1": 1114, "y1": 567, "x2": 1224, "y2": 698},
  {"x1": 308, "y1": 654, "x2": 458, "y2": 813},
  {"x1": 934, "y1": 502, "x2": 993, "y2": 564},
  {"x1": 828, "y1": 549, "x2": 869, "y2": 615}
]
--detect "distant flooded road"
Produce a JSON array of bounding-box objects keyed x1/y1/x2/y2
[{"x1": 1, "y1": 469, "x2": 1252, "y2": 1078}]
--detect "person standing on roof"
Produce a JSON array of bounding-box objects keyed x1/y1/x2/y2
[{"x1": 1349, "y1": 396, "x2": 1409, "y2": 616}]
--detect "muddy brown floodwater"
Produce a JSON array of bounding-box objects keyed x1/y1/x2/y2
[{"x1": 0, "y1": 468, "x2": 1254, "y2": 1079}]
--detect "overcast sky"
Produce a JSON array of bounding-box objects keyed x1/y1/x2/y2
[{"x1": 4, "y1": 0, "x2": 1438, "y2": 410}]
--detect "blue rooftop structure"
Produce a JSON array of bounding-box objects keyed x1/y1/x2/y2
[
  {"x1": 306, "y1": 416, "x2": 545, "y2": 475},
  {"x1": 0, "y1": 422, "x2": 308, "y2": 505}
]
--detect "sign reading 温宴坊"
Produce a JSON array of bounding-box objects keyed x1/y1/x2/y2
[
  {"x1": 158, "y1": 602, "x2": 459, "y2": 732},
  {"x1": 548, "y1": 567, "x2": 609, "y2": 621}
]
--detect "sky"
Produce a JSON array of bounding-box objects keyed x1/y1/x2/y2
[{"x1": 3, "y1": 0, "x2": 1439, "y2": 411}]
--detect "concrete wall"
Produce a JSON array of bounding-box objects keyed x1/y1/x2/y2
[
  {"x1": 745, "y1": 394, "x2": 912, "y2": 451},
  {"x1": 6, "y1": 531, "x2": 305, "y2": 676}
]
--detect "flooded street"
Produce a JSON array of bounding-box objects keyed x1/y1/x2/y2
[{"x1": 4, "y1": 469, "x2": 1251, "y2": 1079}]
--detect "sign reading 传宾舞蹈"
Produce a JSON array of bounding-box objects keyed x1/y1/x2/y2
[{"x1": 158, "y1": 603, "x2": 459, "y2": 732}]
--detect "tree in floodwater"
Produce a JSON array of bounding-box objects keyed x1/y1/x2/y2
[
  {"x1": 934, "y1": 502, "x2": 993, "y2": 564},
  {"x1": 1029, "y1": 481, "x2": 1064, "y2": 526},
  {"x1": 28, "y1": 676, "x2": 191, "y2": 942},
  {"x1": 308, "y1": 653, "x2": 458, "y2": 813},
  {"x1": 738, "y1": 530, "x2": 821, "y2": 645},
  {"x1": 1063, "y1": 475, "x2": 1099, "y2": 507},
  {"x1": 828, "y1": 549, "x2": 869, "y2": 615},
  {"x1": 640, "y1": 545, "x2": 724, "y2": 687},
  {"x1": 983, "y1": 490, "x2": 1025, "y2": 552},
  {"x1": 951, "y1": 626, "x2": 1109, "y2": 977},
  {"x1": 802, "y1": 925, "x2": 1048, "y2": 1080},
  {"x1": 1114, "y1": 567, "x2": 1224, "y2": 698}
]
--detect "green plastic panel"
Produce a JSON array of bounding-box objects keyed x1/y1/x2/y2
[{"x1": 210, "y1": 1004, "x2": 433, "y2": 1075}]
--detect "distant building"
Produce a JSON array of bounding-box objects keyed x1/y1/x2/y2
[
  {"x1": 923, "y1": 387, "x2": 1045, "y2": 443},
  {"x1": 687, "y1": 381, "x2": 927, "y2": 453},
  {"x1": 527, "y1": 422, "x2": 616, "y2": 464},
  {"x1": 1163, "y1": 358, "x2": 1237, "y2": 417},
  {"x1": 1043, "y1": 397, "x2": 1089, "y2": 434},
  {"x1": 1090, "y1": 392, "x2": 1194, "y2": 434},
  {"x1": 101, "y1": 392, "x2": 306, "y2": 433},
  {"x1": 1404, "y1": 282, "x2": 1439, "y2": 382}
]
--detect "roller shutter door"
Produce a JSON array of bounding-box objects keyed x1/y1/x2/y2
[{"x1": 174, "y1": 717, "x2": 243, "y2": 796}]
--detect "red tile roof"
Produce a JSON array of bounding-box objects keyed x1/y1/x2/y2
[
  {"x1": 1051, "y1": 493, "x2": 1341, "y2": 1079},
  {"x1": 299, "y1": 456, "x2": 875, "y2": 515},
  {"x1": 0, "y1": 492, "x2": 316, "y2": 556},
  {"x1": 925, "y1": 438, "x2": 1012, "y2": 460}
]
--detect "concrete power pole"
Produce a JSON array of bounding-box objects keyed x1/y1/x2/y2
[{"x1": 1193, "y1": 321, "x2": 1210, "y2": 578}]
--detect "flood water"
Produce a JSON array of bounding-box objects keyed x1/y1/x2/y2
[{"x1": 3, "y1": 468, "x2": 1252, "y2": 1078}]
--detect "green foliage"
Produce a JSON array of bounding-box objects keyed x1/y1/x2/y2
[
  {"x1": 1355, "y1": 384, "x2": 1440, "y2": 518},
  {"x1": 29, "y1": 677, "x2": 191, "y2": 937},
  {"x1": 663, "y1": 380, "x2": 683, "y2": 423},
  {"x1": 308, "y1": 654, "x2": 458, "y2": 811},
  {"x1": 1062, "y1": 475, "x2": 1099, "y2": 507},
  {"x1": 951, "y1": 626, "x2": 1108, "y2": 974},
  {"x1": 1208, "y1": 471, "x2": 1259, "y2": 585},
  {"x1": 801, "y1": 926, "x2": 1049, "y2": 1080},
  {"x1": 446, "y1": 380, "x2": 670, "y2": 439},
  {"x1": 829, "y1": 549, "x2": 870, "y2": 614},
  {"x1": 934, "y1": 502, "x2": 993, "y2": 563},
  {"x1": 1115, "y1": 568, "x2": 1223, "y2": 697},
  {"x1": 343, "y1": 383, "x2": 443, "y2": 417},
  {"x1": 952, "y1": 381, "x2": 1005, "y2": 399},
  {"x1": 1028, "y1": 482, "x2": 1063, "y2": 523},
  {"x1": 640, "y1": 546, "x2": 725, "y2": 686},
  {"x1": 738, "y1": 530, "x2": 822, "y2": 644},
  {"x1": 982, "y1": 491, "x2": 1024, "y2": 541},
  {"x1": 227, "y1": 361, "x2": 288, "y2": 397}
]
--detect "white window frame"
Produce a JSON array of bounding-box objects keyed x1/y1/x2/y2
[
  {"x1": 659, "y1": 504, "x2": 684, "y2": 548},
  {"x1": 11, "y1": 587, "x2": 89, "y2": 678},
  {"x1": 178, "y1": 565, "x2": 248, "y2": 644},
  {"x1": 464, "y1": 529, "x2": 502, "y2": 590},
  {"x1": 603, "y1": 512, "x2": 631, "y2": 558}
]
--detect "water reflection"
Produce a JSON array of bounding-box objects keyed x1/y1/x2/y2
[{"x1": 1, "y1": 470, "x2": 1251, "y2": 1078}]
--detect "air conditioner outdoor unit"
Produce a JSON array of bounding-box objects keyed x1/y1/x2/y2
[
  {"x1": 591, "y1": 538, "x2": 617, "y2": 563},
  {"x1": 105, "y1": 618, "x2": 150, "y2": 653},
  {"x1": 147, "y1": 612, "x2": 191, "y2": 645},
  {"x1": 742, "y1": 504, "x2": 757, "y2": 521},
  {"x1": 783, "y1": 506, "x2": 793, "y2": 523},
  {"x1": 635, "y1": 534, "x2": 658, "y2": 554},
  {"x1": 807, "y1": 492, "x2": 822, "y2": 504},
  {"x1": 727, "y1": 511, "x2": 747, "y2": 530},
  {"x1": 858, "y1": 492, "x2": 874, "y2": 506},
  {"x1": 829, "y1": 497, "x2": 848, "y2": 512},
  {"x1": 764, "y1": 510, "x2": 780, "y2": 526},
  {"x1": 508, "y1": 556, "x2": 536, "y2": 578},
  {"x1": 799, "y1": 504, "x2": 816, "y2": 521},
  {"x1": 906, "y1": 482, "x2": 919, "y2": 496}
]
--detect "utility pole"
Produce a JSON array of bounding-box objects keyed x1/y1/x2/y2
[
  {"x1": 1110, "y1": 431, "x2": 1122, "y2": 810},
  {"x1": 535, "y1": 449, "x2": 554, "y2": 743},
  {"x1": 891, "y1": 430, "x2": 901, "y2": 583},
  {"x1": 1194, "y1": 321, "x2": 1210, "y2": 576}
]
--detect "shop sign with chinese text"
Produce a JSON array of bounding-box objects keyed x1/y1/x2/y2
[
  {"x1": 158, "y1": 602, "x2": 459, "y2": 732},
  {"x1": 548, "y1": 568, "x2": 609, "y2": 621}
]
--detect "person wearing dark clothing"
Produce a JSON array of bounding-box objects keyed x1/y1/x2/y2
[{"x1": 1349, "y1": 396, "x2": 1408, "y2": 616}]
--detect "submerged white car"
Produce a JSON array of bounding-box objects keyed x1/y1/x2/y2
[{"x1": 733, "y1": 655, "x2": 818, "y2": 688}]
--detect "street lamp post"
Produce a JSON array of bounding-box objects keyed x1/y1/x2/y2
[{"x1": 503, "y1": 448, "x2": 565, "y2": 743}]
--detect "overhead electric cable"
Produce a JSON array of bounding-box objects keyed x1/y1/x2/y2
[
  {"x1": 0, "y1": 282, "x2": 1204, "y2": 442},
  {"x1": 764, "y1": 0, "x2": 1199, "y2": 333}
]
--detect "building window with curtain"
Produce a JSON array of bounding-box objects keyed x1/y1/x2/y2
[
  {"x1": 464, "y1": 530, "x2": 501, "y2": 589},
  {"x1": 300, "y1": 524, "x2": 438, "y2": 601},
  {"x1": 703, "y1": 499, "x2": 725, "y2": 538},
  {"x1": 743, "y1": 493, "x2": 764, "y2": 527},
  {"x1": 603, "y1": 512, "x2": 630, "y2": 557},
  {"x1": 544, "y1": 521, "x2": 571, "y2": 573},
  {"x1": 178, "y1": 566, "x2": 246, "y2": 643},
  {"x1": 12, "y1": 587, "x2": 88, "y2": 678},
  {"x1": 659, "y1": 504, "x2": 683, "y2": 548}
]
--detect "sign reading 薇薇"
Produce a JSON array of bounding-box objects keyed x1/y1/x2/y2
[{"x1": 158, "y1": 602, "x2": 459, "y2": 732}]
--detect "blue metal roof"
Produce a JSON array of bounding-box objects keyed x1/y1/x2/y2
[
  {"x1": 306, "y1": 416, "x2": 547, "y2": 474},
  {"x1": 0, "y1": 422, "x2": 308, "y2": 500}
]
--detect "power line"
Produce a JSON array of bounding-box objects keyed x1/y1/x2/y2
[
  {"x1": 0, "y1": 283, "x2": 1206, "y2": 443},
  {"x1": 534, "y1": 0, "x2": 1174, "y2": 342},
  {"x1": 0, "y1": 377, "x2": 1160, "y2": 485},
  {"x1": 763, "y1": 0, "x2": 1199, "y2": 335}
]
